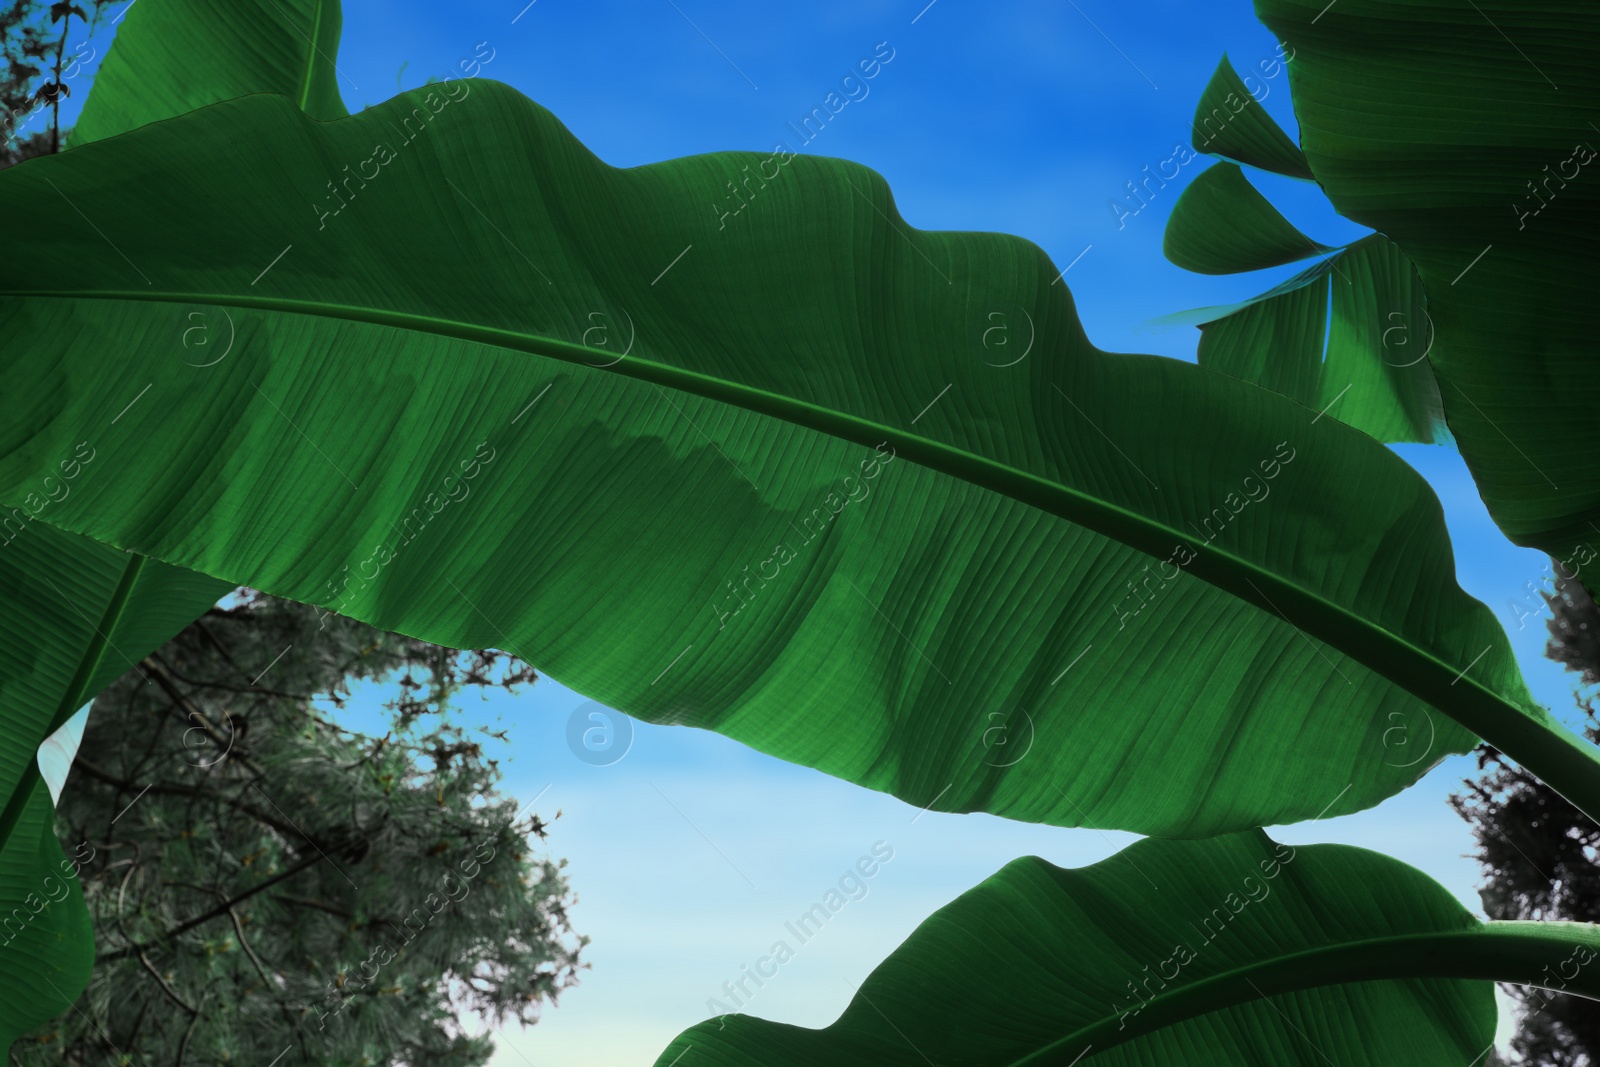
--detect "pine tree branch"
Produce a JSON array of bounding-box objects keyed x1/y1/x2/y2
[
  {"x1": 72, "y1": 759, "x2": 302, "y2": 843},
  {"x1": 271, "y1": 894, "x2": 354, "y2": 920},
  {"x1": 172, "y1": 675, "x2": 314, "y2": 702},
  {"x1": 229, "y1": 904, "x2": 277, "y2": 990},
  {"x1": 175, "y1": 991, "x2": 206, "y2": 1067},
  {"x1": 141, "y1": 653, "x2": 265, "y2": 775},
  {"x1": 136, "y1": 950, "x2": 198, "y2": 1015},
  {"x1": 191, "y1": 616, "x2": 251, "y2": 682},
  {"x1": 102, "y1": 850, "x2": 330, "y2": 963}
]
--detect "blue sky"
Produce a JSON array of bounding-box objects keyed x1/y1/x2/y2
[{"x1": 55, "y1": 0, "x2": 1590, "y2": 1062}]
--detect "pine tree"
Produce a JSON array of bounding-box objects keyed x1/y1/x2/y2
[{"x1": 13, "y1": 591, "x2": 585, "y2": 1066}]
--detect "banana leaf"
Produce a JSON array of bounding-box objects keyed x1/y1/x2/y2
[
  {"x1": 1256, "y1": 0, "x2": 1600, "y2": 567},
  {"x1": 1, "y1": 84, "x2": 1591, "y2": 839},
  {"x1": 655, "y1": 832, "x2": 1600, "y2": 1066}
]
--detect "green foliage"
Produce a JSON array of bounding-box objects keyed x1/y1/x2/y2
[
  {"x1": 0, "y1": 782, "x2": 93, "y2": 1062},
  {"x1": 1188, "y1": 53, "x2": 1311, "y2": 180},
  {"x1": 1, "y1": 0, "x2": 1599, "y2": 1061},
  {"x1": 657, "y1": 832, "x2": 1600, "y2": 1066},
  {"x1": 14, "y1": 592, "x2": 583, "y2": 1067},
  {"x1": 1162, "y1": 57, "x2": 1446, "y2": 445},
  {"x1": 71, "y1": 0, "x2": 347, "y2": 146},
  {"x1": 1254, "y1": 0, "x2": 1600, "y2": 567},
  {"x1": 1455, "y1": 722, "x2": 1600, "y2": 1066},
  {"x1": 0, "y1": 0, "x2": 363, "y2": 1040},
  {"x1": 1163, "y1": 162, "x2": 1331, "y2": 274},
  {"x1": 1452, "y1": 583, "x2": 1600, "y2": 1065},
  {"x1": 1164, "y1": 232, "x2": 1448, "y2": 444},
  {"x1": 2, "y1": 82, "x2": 1580, "y2": 837},
  {"x1": 0, "y1": 523, "x2": 231, "y2": 1048}
]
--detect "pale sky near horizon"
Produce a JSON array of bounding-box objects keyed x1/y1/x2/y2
[{"x1": 48, "y1": 0, "x2": 1591, "y2": 1063}]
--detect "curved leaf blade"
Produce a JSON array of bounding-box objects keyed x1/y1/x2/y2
[
  {"x1": 656, "y1": 833, "x2": 1599, "y2": 1066},
  {"x1": 0, "y1": 524, "x2": 229, "y2": 1051},
  {"x1": 71, "y1": 0, "x2": 348, "y2": 146},
  {"x1": 1198, "y1": 261, "x2": 1328, "y2": 403},
  {"x1": 0, "y1": 86, "x2": 1587, "y2": 837},
  {"x1": 1164, "y1": 161, "x2": 1334, "y2": 274},
  {"x1": 1191, "y1": 53, "x2": 1313, "y2": 180},
  {"x1": 0, "y1": 525, "x2": 231, "y2": 819},
  {"x1": 1151, "y1": 252, "x2": 1336, "y2": 330},
  {"x1": 0, "y1": 780, "x2": 94, "y2": 1050},
  {"x1": 1255, "y1": 0, "x2": 1600, "y2": 569},
  {"x1": 1195, "y1": 235, "x2": 1447, "y2": 444}
]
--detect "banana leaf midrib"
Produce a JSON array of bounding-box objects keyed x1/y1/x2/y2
[
  {"x1": 1010, "y1": 921, "x2": 1600, "y2": 1066},
  {"x1": 298, "y1": 0, "x2": 327, "y2": 111},
  {"x1": 6, "y1": 284, "x2": 1597, "y2": 827}
]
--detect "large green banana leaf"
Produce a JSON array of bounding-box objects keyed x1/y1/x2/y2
[
  {"x1": 71, "y1": 0, "x2": 347, "y2": 145},
  {"x1": 653, "y1": 832, "x2": 1600, "y2": 1066},
  {"x1": 1255, "y1": 0, "x2": 1600, "y2": 567},
  {"x1": 0, "y1": 84, "x2": 1594, "y2": 839},
  {"x1": 0, "y1": 523, "x2": 229, "y2": 1046}
]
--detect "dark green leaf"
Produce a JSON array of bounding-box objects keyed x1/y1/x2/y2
[
  {"x1": 1184, "y1": 235, "x2": 1447, "y2": 444},
  {"x1": 1164, "y1": 162, "x2": 1333, "y2": 274},
  {"x1": 0, "y1": 524, "x2": 229, "y2": 1047},
  {"x1": 1255, "y1": 0, "x2": 1600, "y2": 571},
  {"x1": 1190, "y1": 53, "x2": 1313, "y2": 179},
  {"x1": 656, "y1": 833, "x2": 1600, "y2": 1066},
  {"x1": 0, "y1": 780, "x2": 93, "y2": 1050},
  {"x1": 71, "y1": 0, "x2": 348, "y2": 146}
]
